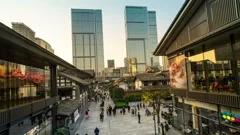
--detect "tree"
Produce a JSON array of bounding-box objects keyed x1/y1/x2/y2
[
  {"x1": 142, "y1": 90, "x2": 170, "y2": 134},
  {"x1": 123, "y1": 93, "x2": 141, "y2": 102},
  {"x1": 112, "y1": 88, "x2": 124, "y2": 100}
]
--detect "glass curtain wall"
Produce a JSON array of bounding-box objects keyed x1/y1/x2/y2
[
  {"x1": 186, "y1": 43, "x2": 236, "y2": 95},
  {"x1": 0, "y1": 59, "x2": 51, "y2": 110}
]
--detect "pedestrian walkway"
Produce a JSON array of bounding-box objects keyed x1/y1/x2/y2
[{"x1": 75, "y1": 99, "x2": 157, "y2": 135}]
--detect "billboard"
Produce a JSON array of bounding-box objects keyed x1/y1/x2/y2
[{"x1": 169, "y1": 55, "x2": 187, "y2": 89}]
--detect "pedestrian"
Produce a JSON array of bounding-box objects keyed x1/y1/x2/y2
[
  {"x1": 94, "y1": 127, "x2": 100, "y2": 135},
  {"x1": 109, "y1": 105, "x2": 112, "y2": 116},
  {"x1": 137, "y1": 104, "x2": 140, "y2": 110},
  {"x1": 113, "y1": 106, "x2": 116, "y2": 116},
  {"x1": 106, "y1": 106, "x2": 109, "y2": 115},
  {"x1": 138, "y1": 112, "x2": 141, "y2": 124},
  {"x1": 161, "y1": 123, "x2": 165, "y2": 135},
  {"x1": 164, "y1": 122, "x2": 170, "y2": 132},
  {"x1": 131, "y1": 108, "x2": 134, "y2": 116},
  {"x1": 127, "y1": 106, "x2": 130, "y2": 113},
  {"x1": 123, "y1": 107, "x2": 126, "y2": 115},
  {"x1": 143, "y1": 102, "x2": 145, "y2": 109}
]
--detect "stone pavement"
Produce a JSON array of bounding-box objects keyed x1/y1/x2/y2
[{"x1": 75, "y1": 98, "x2": 182, "y2": 135}]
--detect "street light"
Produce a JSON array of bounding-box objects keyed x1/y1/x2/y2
[{"x1": 152, "y1": 110, "x2": 157, "y2": 135}]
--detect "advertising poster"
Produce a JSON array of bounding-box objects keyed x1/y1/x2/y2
[{"x1": 169, "y1": 55, "x2": 187, "y2": 89}]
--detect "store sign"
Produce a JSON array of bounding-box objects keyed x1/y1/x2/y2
[
  {"x1": 0, "y1": 69, "x2": 45, "y2": 84},
  {"x1": 222, "y1": 112, "x2": 240, "y2": 122}
]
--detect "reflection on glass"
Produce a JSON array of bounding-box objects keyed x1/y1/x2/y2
[
  {"x1": 187, "y1": 44, "x2": 235, "y2": 95},
  {"x1": 0, "y1": 60, "x2": 51, "y2": 110}
]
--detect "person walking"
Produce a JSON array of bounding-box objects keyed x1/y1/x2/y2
[
  {"x1": 122, "y1": 107, "x2": 126, "y2": 115},
  {"x1": 127, "y1": 106, "x2": 130, "y2": 113},
  {"x1": 137, "y1": 104, "x2": 140, "y2": 110},
  {"x1": 131, "y1": 108, "x2": 134, "y2": 116},
  {"x1": 164, "y1": 122, "x2": 170, "y2": 132},
  {"x1": 109, "y1": 105, "x2": 112, "y2": 116},
  {"x1": 94, "y1": 127, "x2": 100, "y2": 135},
  {"x1": 138, "y1": 112, "x2": 141, "y2": 124},
  {"x1": 113, "y1": 106, "x2": 116, "y2": 116}
]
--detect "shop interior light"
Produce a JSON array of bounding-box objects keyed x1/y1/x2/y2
[{"x1": 231, "y1": 117, "x2": 235, "y2": 121}]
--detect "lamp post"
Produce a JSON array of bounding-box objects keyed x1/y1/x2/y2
[{"x1": 153, "y1": 110, "x2": 157, "y2": 135}]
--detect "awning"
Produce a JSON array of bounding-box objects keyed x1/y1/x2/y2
[
  {"x1": 59, "y1": 72, "x2": 90, "y2": 85},
  {"x1": 57, "y1": 99, "x2": 82, "y2": 116}
]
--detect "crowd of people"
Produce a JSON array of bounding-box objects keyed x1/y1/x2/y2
[{"x1": 80, "y1": 90, "x2": 171, "y2": 135}]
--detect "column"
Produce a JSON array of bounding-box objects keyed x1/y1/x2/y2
[
  {"x1": 50, "y1": 64, "x2": 58, "y2": 134},
  {"x1": 192, "y1": 106, "x2": 199, "y2": 131}
]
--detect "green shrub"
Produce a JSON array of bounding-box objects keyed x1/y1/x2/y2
[
  {"x1": 114, "y1": 101, "x2": 128, "y2": 109},
  {"x1": 112, "y1": 88, "x2": 124, "y2": 100},
  {"x1": 123, "y1": 93, "x2": 142, "y2": 102}
]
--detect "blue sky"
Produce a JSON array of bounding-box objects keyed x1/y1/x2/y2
[{"x1": 0, "y1": 0, "x2": 185, "y2": 67}]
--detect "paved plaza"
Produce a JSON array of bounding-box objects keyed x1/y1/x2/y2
[
  {"x1": 74, "y1": 99, "x2": 181, "y2": 135},
  {"x1": 75, "y1": 98, "x2": 157, "y2": 135}
]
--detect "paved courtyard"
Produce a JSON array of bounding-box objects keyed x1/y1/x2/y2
[
  {"x1": 75, "y1": 98, "x2": 158, "y2": 135},
  {"x1": 75, "y1": 98, "x2": 181, "y2": 135}
]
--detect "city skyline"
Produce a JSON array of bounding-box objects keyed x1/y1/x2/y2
[{"x1": 0, "y1": 0, "x2": 185, "y2": 67}]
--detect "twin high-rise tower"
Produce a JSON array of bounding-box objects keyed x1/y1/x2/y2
[
  {"x1": 125, "y1": 6, "x2": 159, "y2": 73},
  {"x1": 71, "y1": 9, "x2": 104, "y2": 77},
  {"x1": 71, "y1": 6, "x2": 159, "y2": 76}
]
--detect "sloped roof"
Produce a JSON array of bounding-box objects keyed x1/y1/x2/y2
[
  {"x1": 58, "y1": 99, "x2": 82, "y2": 116},
  {"x1": 135, "y1": 73, "x2": 169, "y2": 81},
  {"x1": 59, "y1": 72, "x2": 90, "y2": 85},
  {"x1": 146, "y1": 66, "x2": 161, "y2": 73}
]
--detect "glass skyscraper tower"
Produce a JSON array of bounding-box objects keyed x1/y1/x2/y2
[
  {"x1": 125, "y1": 6, "x2": 159, "y2": 73},
  {"x1": 71, "y1": 9, "x2": 104, "y2": 76}
]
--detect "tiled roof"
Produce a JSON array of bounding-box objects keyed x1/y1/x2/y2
[
  {"x1": 135, "y1": 72, "x2": 169, "y2": 81},
  {"x1": 58, "y1": 99, "x2": 81, "y2": 116}
]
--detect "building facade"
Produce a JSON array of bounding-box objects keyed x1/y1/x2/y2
[
  {"x1": 125, "y1": 6, "x2": 159, "y2": 73},
  {"x1": 154, "y1": 0, "x2": 240, "y2": 134},
  {"x1": 107, "y1": 59, "x2": 115, "y2": 68},
  {"x1": 12, "y1": 22, "x2": 35, "y2": 42},
  {"x1": 12, "y1": 22, "x2": 54, "y2": 54},
  {"x1": 124, "y1": 57, "x2": 137, "y2": 76},
  {"x1": 71, "y1": 9, "x2": 105, "y2": 77},
  {"x1": 35, "y1": 38, "x2": 54, "y2": 53},
  {"x1": 0, "y1": 23, "x2": 78, "y2": 135}
]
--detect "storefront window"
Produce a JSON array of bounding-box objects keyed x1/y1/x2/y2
[
  {"x1": 0, "y1": 60, "x2": 51, "y2": 110},
  {"x1": 0, "y1": 60, "x2": 7, "y2": 110},
  {"x1": 186, "y1": 43, "x2": 236, "y2": 95},
  {"x1": 44, "y1": 66, "x2": 51, "y2": 98}
]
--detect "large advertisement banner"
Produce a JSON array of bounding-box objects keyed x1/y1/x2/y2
[{"x1": 169, "y1": 55, "x2": 187, "y2": 89}]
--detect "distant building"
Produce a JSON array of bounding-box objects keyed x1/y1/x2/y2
[
  {"x1": 12, "y1": 22, "x2": 54, "y2": 53},
  {"x1": 35, "y1": 38, "x2": 54, "y2": 53},
  {"x1": 107, "y1": 60, "x2": 115, "y2": 68},
  {"x1": 12, "y1": 22, "x2": 35, "y2": 42},
  {"x1": 124, "y1": 57, "x2": 137, "y2": 76},
  {"x1": 125, "y1": 6, "x2": 159, "y2": 73},
  {"x1": 103, "y1": 67, "x2": 120, "y2": 80},
  {"x1": 71, "y1": 9, "x2": 105, "y2": 77},
  {"x1": 116, "y1": 67, "x2": 127, "y2": 77}
]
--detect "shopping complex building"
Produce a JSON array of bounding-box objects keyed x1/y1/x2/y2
[
  {"x1": 0, "y1": 22, "x2": 92, "y2": 135},
  {"x1": 154, "y1": 0, "x2": 240, "y2": 134}
]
